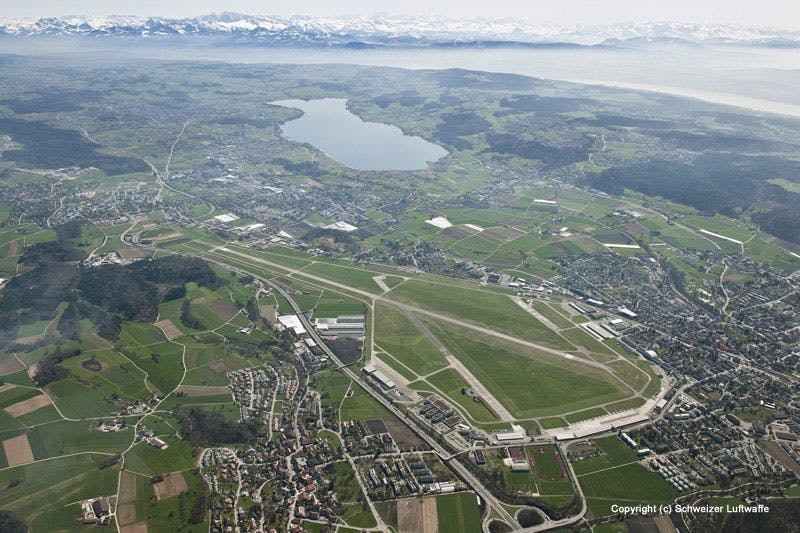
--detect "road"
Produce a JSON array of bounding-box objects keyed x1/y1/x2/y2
[
  {"x1": 132, "y1": 241, "x2": 524, "y2": 532},
  {"x1": 212, "y1": 245, "x2": 622, "y2": 378}
]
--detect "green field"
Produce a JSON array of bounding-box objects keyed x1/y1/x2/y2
[
  {"x1": 389, "y1": 280, "x2": 570, "y2": 349},
  {"x1": 312, "y1": 371, "x2": 351, "y2": 412},
  {"x1": 124, "y1": 435, "x2": 196, "y2": 476},
  {"x1": 426, "y1": 368, "x2": 499, "y2": 422},
  {"x1": 302, "y1": 262, "x2": 386, "y2": 294},
  {"x1": 571, "y1": 436, "x2": 639, "y2": 476},
  {"x1": 374, "y1": 303, "x2": 448, "y2": 376},
  {"x1": 120, "y1": 341, "x2": 185, "y2": 395},
  {"x1": 141, "y1": 468, "x2": 210, "y2": 532},
  {"x1": 313, "y1": 295, "x2": 368, "y2": 317},
  {"x1": 26, "y1": 420, "x2": 133, "y2": 459},
  {"x1": 120, "y1": 322, "x2": 167, "y2": 346},
  {"x1": 437, "y1": 492, "x2": 481, "y2": 533},
  {"x1": 0, "y1": 387, "x2": 39, "y2": 409},
  {"x1": 47, "y1": 376, "x2": 125, "y2": 419},
  {"x1": 580, "y1": 463, "x2": 677, "y2": 518},
  {"x1": 331, "y1": 460, "x2": 377, "y2": 528},
  {"x1": 531, "y1": 301, "x2": 574, "y2": 329},
  {"x1": 340, "y1": 384, "x2": 390, "y2": 421},
  {"x1": 422, "y1": 319, "x2": 631, "y2": 418},
  {"x1": 0, "y1": 454, "x2": 120, "y2": 531},
  {"x1": 60, "y1": 349, "x2": 151, "y2": 402}
]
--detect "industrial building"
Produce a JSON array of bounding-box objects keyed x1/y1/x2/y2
[
  {"x1": 362, "y1": 365, "x2": 395, "y2": 390},
  {"x1": 494, "y1": 424, "x2": 527, "y2": 443},
  {"x1": 314, "y1": 314, "x2": 365, "y2": 337},
  {"x1": 277, "y1": 314, "x2": 307, "y2": 336}
]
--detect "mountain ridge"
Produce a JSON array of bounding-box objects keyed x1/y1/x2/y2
[{"x1": 1, "y1": 13, "x2": 798, "y2": 47}]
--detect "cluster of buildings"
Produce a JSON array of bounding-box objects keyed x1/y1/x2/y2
[
  {"x1": 358, "y1": 455, "x2": 424, "y2": 499},
  {"x1": 201, "y1": 430, "x2": 348, "y2": 532},
  {"x1": 228, "y1": 367, "x2": 275, "y2": 424},
  {"x1": 77, "y1": 497, "x2": 111, "y2": 526},
  {"x1": 505, "y1": 447, "x2": 531, "y2": 472}
]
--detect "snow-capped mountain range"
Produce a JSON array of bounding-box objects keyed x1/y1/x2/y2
[{"x1": 0, "y1": 13, "x2": 798, "y2": 47}]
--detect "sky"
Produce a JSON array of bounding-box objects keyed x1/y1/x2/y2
[{"x1": 2, "y1": 0, "x2": 799, "y2": 28}]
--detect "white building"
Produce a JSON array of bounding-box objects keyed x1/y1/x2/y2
[
  {"x1": 495, "y1": 424, "x2": 527, "y2": 442},
  {"x1": 277, "y1": 314, "x2": 307, "y2": 336}
]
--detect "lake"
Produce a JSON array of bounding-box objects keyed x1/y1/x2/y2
[{"x1": 270, "y1": 98, "x2": 448, "y2": 171}]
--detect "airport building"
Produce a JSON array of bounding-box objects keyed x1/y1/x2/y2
[
  {"x1": 362, "y1": 365, "x2": 396, "y2": 390},
  {"x1": 314, "y1": 314, "x2": 365, "y2": 337}
]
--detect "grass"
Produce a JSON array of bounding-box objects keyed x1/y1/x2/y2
[
  {"x1": 312, "y1": 371, "x2": 351, "y2": 411},
  {"x1": 565, "y1": 407, "x2": 609, "y2": 423},
  {"x1": 143, "y1": 468, "x2": 210, "y2": 533},
  {"x1": 120, "y1": 341, "x2": 185, "y2": 395},
  {"x1": 340, "y1": 384, "x2": 390, "y2": 421},
  {"x1": 539, "y1": 417, "x2": 568, "y2": 429},
  {"x1": 160, "y1": 393, "x2": 234, "y2": 410},
  {"x1": 124, "y1": 435, "x2": 196, "y2": 476},
  {"x1": 531, "y1": 301, "x2": 573, "y2": 329},
  {"x1": 572, "y1": 436, "x2": 639, "y2": 476},
  {"x1": 60, "y1": 349, "x2": 151, "y2": 402},
  {"x1": 26, "y1": 420, "x2": 133, "y2": 459},
  {"x1": 530, "y1": 446, "x2": 563, "y2": 480},
  {"x1": 182, "y1": 366, "x2": 232, "y2": 387},
  {"x1": 188, "y1": 301, "x2": 227, "y2": 330},
  {"x1": 158, "y1": 299, "x2": 202, "y2": 336},
  {"x1": 47, "y1": 377, "x2": 123, "y2": 419},
  {"x1": 426, "y1": 368, "x2": 499, "y2": 422},
  {"x1": 313, "y1": 296, "x2": 368, "y2": 317},
  {"x1": 331, "y1": 461, "x2": 377, "y2": 528},
  {"x1": 302, "y1": 262, "x2": 385, "y2": 294},
  {"x1": 605, "y1": 397, "x2": 646, "y2": 413},
  {"x1": 608, "y1": 360, "x2": 650, "y2": 393},
  {"x1": 15, "y1": 404, "x2": 61, "y2": 427},
  {"x1": 580, "y1": 463, "x2": 677, "y2": 518},
  {"x1": 529, "y1": 445, "x2": 574, "y2": 496},
  {"x1": 120, "y1": 321, "x2": 167, "y2": 346},
  {"x1": 15, "y1": 320, "x2": 53, "y2": 340},
  {"x1": 422, "y1": 319, "x2": 630, "y2": 419},
  {"x1": 389, "y1": 280, "x2": 570, "y2": 349},
  {"x1": 559, "y1": 327, "x2": 618, "y2": 357},
  {"x1": 374, "y1": 303, "x2": 448, "y2": 376},
  {"x1": 437, "y1": 492, "x2": 481, "y2": 533},
  {"x1": 0, "y1": 387, "x2": 40, "y2": 409},
  {"x1": 181, "y1": 336, "x2": 227, "y2": 368},
  {"x1": 0, "y1": 454, "x2": 120, "y2": 532}
]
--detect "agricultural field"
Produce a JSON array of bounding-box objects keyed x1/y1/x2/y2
[
  {"x1": 436, "y1": 492, "x2": 482, "y2": 533},
  {"x1": 0, "y1": 454, "x2": 121, "y2": 531},
  {"x1": 340, "y1": 383, "x2": 391, "y2": 422},
  {"x1": 579, "y1": 463, "x2": 677, "y2": 518}
]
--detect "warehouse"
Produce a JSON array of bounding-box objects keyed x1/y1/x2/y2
[
  {"x1": 277, "y1": 314, "x2": 307, "y2": 336},
  {"x1": 494, "y1": 424, "x2": 527, "y2": 442},
  {"x1": 315, "y1": 314, "x2": 365, "y2": 337},
  {"x1": 362, "y1": 365, "x2": 395, "y2": 390}
]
